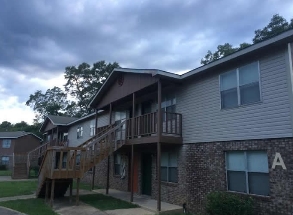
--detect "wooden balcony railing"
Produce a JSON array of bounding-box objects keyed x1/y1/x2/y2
[{"x1": 126, "y1": 111, "x2": 182, "y2": 139}]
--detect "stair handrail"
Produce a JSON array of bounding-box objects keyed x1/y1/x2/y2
[
  {"x1": 82, "y1": 120, "x2": 126, "y2": 150},
  {"x1": 77, "y1": 124, "x2": 115, "y2": 148},
  {"x1": 27, "y1": 141, "x2": 50, "y2": 177}
]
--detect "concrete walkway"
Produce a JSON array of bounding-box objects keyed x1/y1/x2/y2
[
  {"x1": 0, "y1": 206, "x2": 27, "y2": 215},
  {"x1": 0, "y1": 176, "x2": 37, "y2": 182},
  {"x1": 0, "y1": 194, "x2": 35, "y2": 202},
  {"x1": 94, "y1": 189, "x2": 182, "y2": 213},
  {"x1": 53, "y1": 197, "x2": 107, "y2": 215}
]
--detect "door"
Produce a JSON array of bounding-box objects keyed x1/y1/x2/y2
[
  {"x1": 128, "y1": 153, "x2": 139, "y2": 193},
  {"x1": 141, "y1": 153, "x2": 152, "y2": 195}
]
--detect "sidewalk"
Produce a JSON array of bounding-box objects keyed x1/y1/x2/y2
[
  {"x1": 94, "y1": 189, "x2": 182, "y2": 213},
  {"x1": 0, "y1": 190, "x2": 155, "y2": 215},
  {"x1": 0, "y1": 176, "x2": 37, "y2": 182}
]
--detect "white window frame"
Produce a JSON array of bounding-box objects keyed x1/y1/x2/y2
[
  {"x1": 77, "y1": 126, "x2": 83, "y2": 139},
  {"x1": 2, "y1": 139, "x2": 11, "y2": 148},
  {"x1": 90, "y1": 120, "x2": 96, "y2": 137},
  {"x1": 1, "y1": 156, "x2": 9, "y2": 165},
  {"x1": 225, "y1": 150, "x2": 269, "y2": 196},
  {"x1": 161, "y1": 152, "x2": 178, "y2": 183},
  {"x1": 219, "y1": 61, "x2": 261, "y2": 109},
  {"x1": 114, "y1": 153, "x2": 121, "y2": 176}
]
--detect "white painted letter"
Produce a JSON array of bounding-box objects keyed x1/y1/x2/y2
[{"x1": 272, "y1": 152, "x2": 286, "y2": 170}]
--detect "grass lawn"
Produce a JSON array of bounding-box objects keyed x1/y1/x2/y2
[
  {"x1": 79, "y1": 193, "x2": 139, "y2": 211},
  {"x1": 0, "y1": 180, "x2": 37, "y2": 198},
  {"x1": 0, "y1": 170, "x2": 11, "y2": 176},
  {"x1": 0, "y1": 198, "x2": 58, "y2": 215},
  {"x1": 72, "y1": 181, "x2": 100, "y2": 191}
]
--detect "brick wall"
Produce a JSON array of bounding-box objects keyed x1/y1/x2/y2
[
  {"x1": 82, "y1": 138, "x2": 293, "y2": 215},
  {"x1": 151, "y1": 145, "x2": 188, "y2": 206},
  {"x1": 185, "y1": 138, "x2": 293, "y2": 215},
  {"x1": 82, "y1": 153, "x2": 129, "y2": 191}
]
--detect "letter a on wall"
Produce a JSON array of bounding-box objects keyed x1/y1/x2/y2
[{"x1": 272, "y1": 152, "x2": 287, "y2": 170}]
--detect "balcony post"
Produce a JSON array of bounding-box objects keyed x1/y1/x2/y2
[
  {"x1": 157, "y1": 79, "x2": 162, "y2": 211},
  {"x1": 95, "y1": 109, "x2": 98, "y2": 135},
  {"x1": 92, "y1": 109, "x2": 98, "y2": 190},
  {"x1": 130, "y1": 92, "x2": 135, "y2": 202},
  {"x1": 106, "y1": 103, "x2": 112, "y2": 195}
]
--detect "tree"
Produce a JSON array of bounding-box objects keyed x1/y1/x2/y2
[
  {"x1": 253, "y1": 14, "x2": 293, "y2": 43},
  {"x1": 201, "y1": 43, "x2": 250, "y2": 65},
  {"x1": 0, "y1": 121, "x2": 13, "y2": 131},
  {"x1": 201, "y1": 14, "x2": 292, "y2": 65},
  {"x1": 64, "y1": 61, "x2": 119, "y2": 116},
  {"x1": 0, "y1": 120, "x2": 42, "y2": 137},
  {"x1": 26, "y1": 87, "x2": 75, "y2": 122}
]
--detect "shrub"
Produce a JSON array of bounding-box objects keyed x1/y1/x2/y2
[
  {"x1": 206, "y1": 191, "x2": 254, "y2": 215},
  {"x1": 0, "y1": 164, "x2": 7, "y2": 170}
]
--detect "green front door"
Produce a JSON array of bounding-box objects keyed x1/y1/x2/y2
[{"x1": 141, "y1": 153, "x2": 152, "y2": 195}]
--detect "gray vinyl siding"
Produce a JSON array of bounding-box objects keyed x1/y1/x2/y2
[
  {"x1": 68, "y1": 120, "x2": 92, "y2": 147},
  {"x1": 177, "y1": 49, "x2": 293, "y2": 143},
  {"x1": 98, "y1": 113, "x2": 110, "y2": 127},
  {"x1": 68, "y1": 113, "x2": 110, "y2": 147}
]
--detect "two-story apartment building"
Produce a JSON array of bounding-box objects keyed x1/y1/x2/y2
[
  {"x1": 82, "y1": 30, "x2": 293, "y2": 215},
  {"x1": 0, "y1": 131, "x2": 42, "y2": 169}
]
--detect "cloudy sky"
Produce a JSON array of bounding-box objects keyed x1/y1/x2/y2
[{"x1": 0, "y1": 0, "x2": 292, "y2": 124}]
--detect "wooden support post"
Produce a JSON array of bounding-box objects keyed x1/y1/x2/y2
[
  {"x1": 95, "y1": 109, "x2": 98, "y2": 136},
  {"x1": 45, "y1": 180, "x2": 49, "y2": 203},
  {"x1": 157, "y1": 142, "x2": 161, "y2": 211},
  {"x1": 130, "y1": 92, "x2": 135, "y2": 202},
  {"x1": 106, "y1": 156, "x2": 110, "y2": 194},
  {"x1": 76, "y1": 178, "x2": 80, "y2": 206},
  {"x1": 91, "y1": 166, "x2": 96, "y2": 190},
  {"x1": 69, "y1": 179, "x2": 73, "y2": 203},
  {"x1": 106, "y1": 103, "x2": 112, "y2": 195},
  {"x1": 157, "y1": 79, "x2": 162, "y2": 211},
  {"x1": 50, "y1": 179, "x2": 55, "y2": 208}
]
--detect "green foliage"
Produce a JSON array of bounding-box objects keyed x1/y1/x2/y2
[
  {"x1": 0, "y1": 198, "x2": 58, "y2": 215},
  {"x1": 0, "y1": 120, "x2": 42, "y2": 137},
  {"x1": 26, "y1": 86, "x2": 75, "y2": 123},
  {"x1": 253, "y1": 14, "x2": 293, "y2": 43},
  {"x1": 201, "y1": 14, "x2": 292, "y2": 65},
  {"x1": 0, "y1": 164, "x2": 7, "y2": 170},
  {"x1": 26, "y1": 61, "x2": 119, "y2": 122},
  {"x1": 29, "y1": 166, "x2": 39, "y2": 178},
  {"x1": 206, "y1": 191, "x2": 254, "y2": 215},
  {"x1": 64, "y1": 61, "x2": 120, "y2": 116}
]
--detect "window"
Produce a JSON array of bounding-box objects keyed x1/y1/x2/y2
[
  {"x1": 220, "y1": 62, "x2": 260, "y2": 109},
  {"x1": 115, "y1": 111, "x2": 126, "y2": 140},
  {"x1": 1, "y1": 156, "x2": 9, "y2": 165},
  {"x1": 90, "y1": 120, "x2": 96, "y2": 137},
  {"x1": 114, "y1": 154, "x2": 121, "y2": 175},
  {"x1": 161, "y1": 93, "x2": 176, "y2": 121},
  {"x1": 161, "y1": 152, "x2": 178, "y2": 183},
  {"x1": 77, "y1": 126, "x2": 83, "y2": 139},
  {"x1": 2, "y1": 139, "x2": 11, "y2": 148},
  {"x1": 226, "y1": 151, "x2": 269, "y2": 196}
]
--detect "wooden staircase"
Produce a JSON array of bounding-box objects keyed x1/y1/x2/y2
[
  {"x1": 35, "y1": 121, "x2": 127, "y2": 203},
  {"x1": 13, "y1": 163, "x2": 28, "y2": 179}
]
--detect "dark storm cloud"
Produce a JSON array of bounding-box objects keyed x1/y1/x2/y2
[{"x1": 0, "y1": 0, "x2": 292, "y2": 103}]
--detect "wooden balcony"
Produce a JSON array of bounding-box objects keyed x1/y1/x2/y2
[{"x1": 125, "y1": 111, "x2": 182, "y2": 145}]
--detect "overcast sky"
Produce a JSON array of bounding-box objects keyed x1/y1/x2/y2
[{"x1": 0, "y1": 0, "x2": 292, "y2": 124}]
